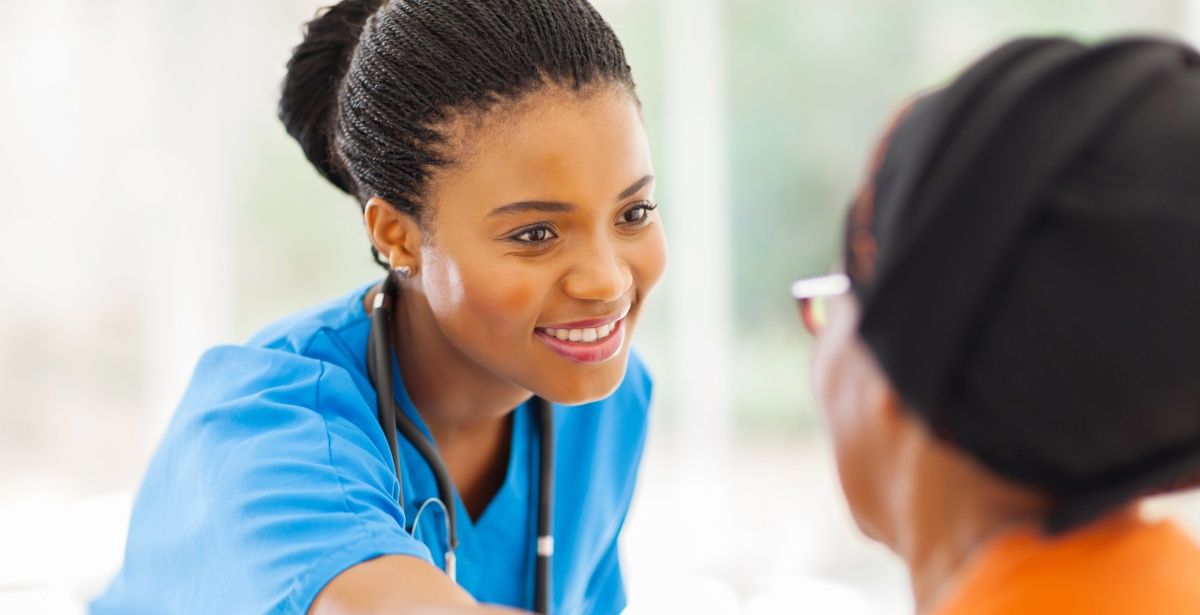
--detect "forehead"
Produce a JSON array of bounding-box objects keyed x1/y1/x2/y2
[{"x1": 427, "y1": 86, "x2": 651, "y2": 211}]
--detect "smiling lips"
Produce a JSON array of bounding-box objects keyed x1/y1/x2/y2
[{"x1": 535, "y1": 306, "x2": 631, "y2": 364}]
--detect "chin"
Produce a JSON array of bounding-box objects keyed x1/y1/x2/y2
[
  {"x1": 836, "y1": 468, "x2": 887, "y2": 545},
  {"x1": 851, "y1": 510, "x2": 883, "y2": 543},
  {"x1": 846, "y1": 497, "x2": 899, "y2": 552},
  {"x1": 534, "y1": 353, "x2": 629, "y2": 406}
]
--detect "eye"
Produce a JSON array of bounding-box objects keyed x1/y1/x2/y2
[
  {"x1": 510, "y1": 225, "x2": 558, "y2": 244},
  {"x1": 620, "y1": 202, "x2": 658, "y2": 226}
]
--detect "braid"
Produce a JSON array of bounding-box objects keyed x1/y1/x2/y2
[{"x1": 280, "y1": 0, "x2": 636, "y2": 269}]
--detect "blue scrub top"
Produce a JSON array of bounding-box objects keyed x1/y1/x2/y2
[{"x1": 91, "y1": 282, "x2": 652, "y2": 614}]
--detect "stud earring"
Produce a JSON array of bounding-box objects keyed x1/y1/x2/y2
[{"x1": 394, "y1": 265, "x2": 413, "y2": 279}]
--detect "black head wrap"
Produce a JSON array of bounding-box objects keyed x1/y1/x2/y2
[{"x1": 845, "y1": 36, "x2": 1200, "y2": 532}]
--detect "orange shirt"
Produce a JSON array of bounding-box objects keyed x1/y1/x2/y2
[{"x1": 932, "y1": 512, "x2": 1200, "y2": 615}]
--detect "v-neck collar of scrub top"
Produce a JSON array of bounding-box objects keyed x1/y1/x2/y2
[{"x1": 389, "y1": 356, "x2": 535, "y2": 545}]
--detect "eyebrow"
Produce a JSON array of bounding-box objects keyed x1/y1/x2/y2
[
  {"x1": 486, "y1": 200, "x2": 575, "y2": 218},
  {"x1": 486, "y1": 174, "x2": 656, "y2": 219},
  {"x1": 617, "y1": 174, "x2": 655, "y2": 200}
]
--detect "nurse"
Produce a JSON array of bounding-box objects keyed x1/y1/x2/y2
[
  {"x1": 793, "y1": 37, "x2": 1200, "y2": 614},
  {"x1": 91, "y1": 1, "x2": 665, "y2": 613}
]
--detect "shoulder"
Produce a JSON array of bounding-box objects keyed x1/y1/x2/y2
[
  {"x1": 176, "y1": 344, "x2": 369, "y2": 434},
  {"x1": 155, "y1": 342, "x2": 391, "y2": 522},
  {"x1": 181, "y1": 281, "x2": 376, "y2": 411},
  {"x1": 244, "y1": 281, "x2": 375, "y2": 358},
  {"x1": 167, "y1": 282, "x2": 385, "y2": 464},
  {"x1": 935, "y1": 518, "x2": 1200, "y2": 615}
]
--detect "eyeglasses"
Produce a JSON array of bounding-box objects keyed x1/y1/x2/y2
[{"x1": 790, "y1": 273, "x2": 850, "y2": 335}]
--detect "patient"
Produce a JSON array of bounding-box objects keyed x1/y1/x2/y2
[{"x1": 792, "y1": 36, "x2": 1200, "y2": 614}]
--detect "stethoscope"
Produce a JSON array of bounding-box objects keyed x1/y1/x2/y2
[{"x1": 366, "y1": 272, "x2": 555, "y2": 614}]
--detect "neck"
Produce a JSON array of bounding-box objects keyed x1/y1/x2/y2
[
  {"x1": 886, "y1": 429, "x2": 1047, "y2": 614},
  {"x1": 378, "y1": 284, "x2": 532, "y2": 437},
  {"x1": 365, "y1": 282, "x2": 531, "y2": 519}
]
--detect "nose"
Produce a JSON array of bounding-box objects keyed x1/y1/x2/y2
[{"x1": 562, "y1": 238, "x2": 633, "y2": 303}]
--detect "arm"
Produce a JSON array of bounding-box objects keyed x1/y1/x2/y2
[{"x1": 309, "y1": 555, "x2": 529, "y2": 615}]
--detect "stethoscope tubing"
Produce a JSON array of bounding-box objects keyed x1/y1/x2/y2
[
  {"x1": 535, "y1": 398, "x2": 554, "y2": 615},
  {"x1": 368, "y1": 273, "x2": 553, "y2": 613}
]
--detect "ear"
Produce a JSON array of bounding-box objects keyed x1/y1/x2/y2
[{"x1": 364, "y1": 197, "x2": 424, "y2": 272}]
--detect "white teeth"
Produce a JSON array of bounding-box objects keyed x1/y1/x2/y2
[{"x1": 541, "y1": 318, "x2": 623, "y2": 343}]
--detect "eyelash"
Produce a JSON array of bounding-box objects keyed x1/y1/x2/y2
[
  {"x1": 504, "y1": 201, "x2": 659, "y2": 246},
  {"x1": 619, "y1": 201, "x2": 658, "y2": 227},
  {"x1": 509, "y1": 224, "x2": 558, "y2": 245}
]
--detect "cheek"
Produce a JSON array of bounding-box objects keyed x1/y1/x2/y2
[
  {"x1": 812, "y1": 334, "x2": 876, "y2": 515},
  {"x1": 425, "y1": 252, "x2": 544, "y2": 337},
  {"x1": 812, "y1": 337, "x2": 854, "y2": 451},
  {"x1": 629, "y1": 225, "x2": 668, "y2": 294},
  {"x1": 422, "y1": 252, "x2": 467, "y2": 313}
]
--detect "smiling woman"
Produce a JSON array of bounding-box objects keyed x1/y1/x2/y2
[
  {"x1": 89, "y1": 2, "x2": 664, "y2": 615},
  {"x1": 367, "y1": 88, "x2": 664, "y2": 410}
]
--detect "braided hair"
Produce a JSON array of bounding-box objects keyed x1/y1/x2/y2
[{"x1": 279, "y1": 0, "x2": 637, "y2": 268}]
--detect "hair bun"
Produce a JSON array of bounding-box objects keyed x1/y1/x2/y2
[{"x1": 279, "y1": 0, "x2": 384, "y2": 195}]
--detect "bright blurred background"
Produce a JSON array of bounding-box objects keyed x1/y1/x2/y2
[{"x1": 3, "y1": 1, "x2": 1200, "y2": 613}]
